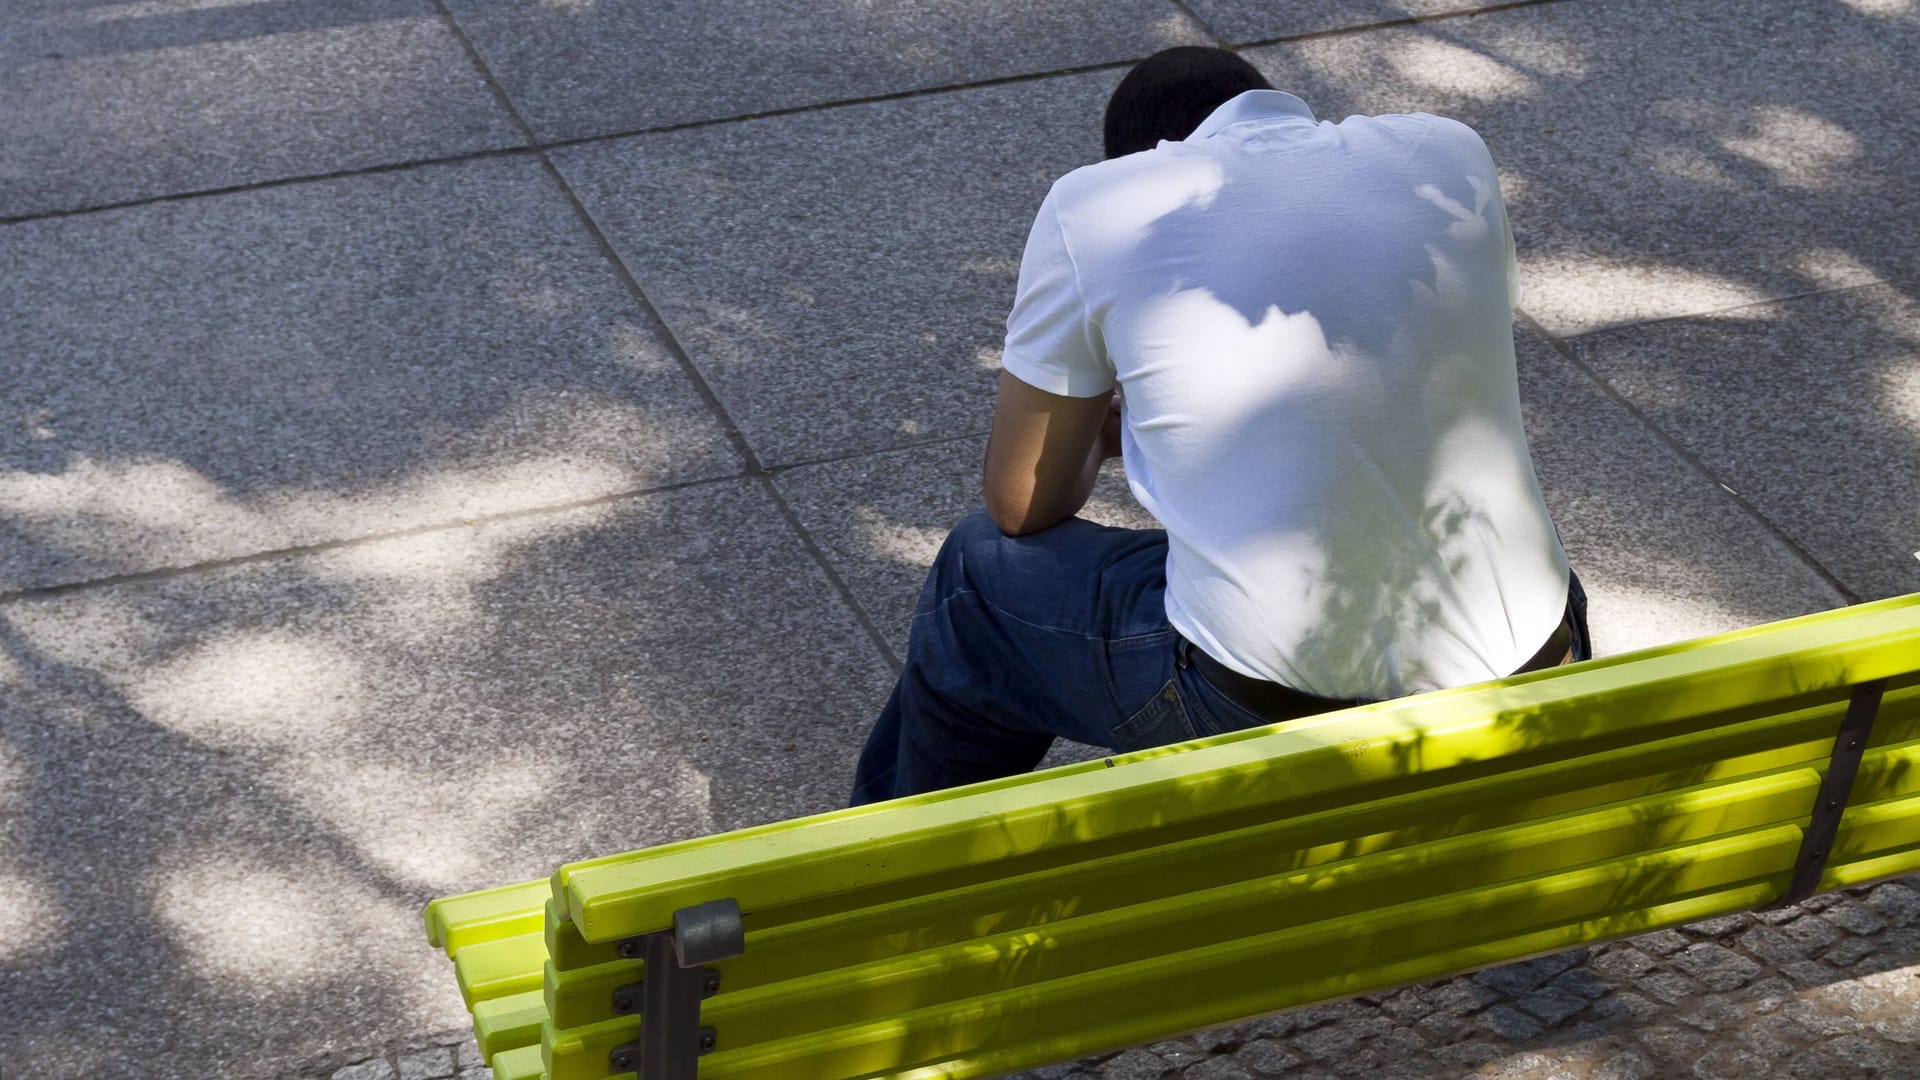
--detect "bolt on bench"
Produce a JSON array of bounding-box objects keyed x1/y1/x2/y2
[{"x1": 425, "y1": 591, "x2": 1920, "y2": 1080}]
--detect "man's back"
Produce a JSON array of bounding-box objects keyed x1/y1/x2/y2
[{"x1": 1003, "y1": 91, "x2": 1569, "y2": 699}]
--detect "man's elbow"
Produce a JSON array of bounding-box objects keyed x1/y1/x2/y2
[{"x1": 984, "y1": 488, "x2": 1046, "y2": 536}]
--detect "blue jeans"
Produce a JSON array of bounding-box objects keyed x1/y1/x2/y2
[{"x1": 849, "y1": 509, "x2": 1590, "y2": 806}]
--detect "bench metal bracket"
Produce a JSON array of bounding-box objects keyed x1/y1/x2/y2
[
  {"x1": 1770, "y1": 679, "x2": 1886, "y2": 910},
  {"x1": 606, "y1": 897, "x2": 745, "y2": 1078}
]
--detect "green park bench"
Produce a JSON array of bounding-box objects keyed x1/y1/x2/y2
[{"x1": 424, "y1": 590, "x2": 1920, "y2": 1080}]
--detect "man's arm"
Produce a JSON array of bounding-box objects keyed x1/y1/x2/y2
[{"x1": 983, "y1": 372, "x2": 1121, "y2": 536}]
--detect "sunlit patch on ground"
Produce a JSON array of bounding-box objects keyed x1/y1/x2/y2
[
  {"x1": 1519, "y1": 258, "x2": 1778, "y2": 335},
  {"x1": 130, "y1": 632, "x2": 368, "y2": 751},
  {"x1": 1383, "y1": 38, "x2": 1538, "y2": 102},
  {"x1": 0, "y1": 742, "x2": 60, "y2": 966},
  {"x1": 854, "y1": 506, "x2": 953, "y2": 573},
  {"x1": 1838, "y1": 0, "x2": 1917, "y2": 16},
  {"x1": 0, "y1": 871, "x2": 65, "y2": 965},
  {"x1": 0, "y1": 440, "x2": 639, "y2": 588},
  {"x1": 1714, "y1": 106, "x2": 1864, "y2": 192},
  {"x1": 270, "y1": 753, "x2": 558, "y2": 891},
  {"x1": 151, "y1": 854, "x2": 402, "y2": 991}
]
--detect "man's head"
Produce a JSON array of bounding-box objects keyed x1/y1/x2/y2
[{"x1": 1103, "y1": 47, "x2": 1275, "y2": 159}]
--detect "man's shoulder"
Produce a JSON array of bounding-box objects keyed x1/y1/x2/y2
[
  {"x1": 1359, "y1": 111, "x2": 1496, "y2": 163},
  {"x1": 1047, "y1": 141, "x2": 1204, "y2": 200},
  {"x1": 1040, "y1": 141, "x2": 1222, "y2": 235},
  {"x1": 1345, "y1": 110, "x2": 1487, "y2": 146}
]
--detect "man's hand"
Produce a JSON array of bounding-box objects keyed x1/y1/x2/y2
[{"x1": 983, "y1": 371, "x2": 1118, "y2": 536}]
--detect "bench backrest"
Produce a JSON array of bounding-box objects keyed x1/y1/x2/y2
[{"x1": 428, "y1": 591, "x2": 1920, "y2": 1080}]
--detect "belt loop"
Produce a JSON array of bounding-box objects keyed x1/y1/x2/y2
[{"x1": 1175, "y1": 636, "x2": 1191, "y2": 670}]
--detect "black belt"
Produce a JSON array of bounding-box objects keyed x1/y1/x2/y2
[{"x1": 1176, "y1": 615, "x2": 1575, "y2": 722}]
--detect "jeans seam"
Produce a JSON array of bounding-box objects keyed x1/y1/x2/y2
[{"x1": 1168, "y1": 675, "x2": 1197, "y2": 740}]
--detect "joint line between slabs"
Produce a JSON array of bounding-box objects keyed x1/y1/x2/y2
[
  {"x1": 0, "y1": 144, "x2": 536, "y2": 227},
  {"x1": 0, "y1": 470, "x2": 750, "y2": 607},
  {"x1": 0, "y1": 433, "x2": 995, "y2": 605},
  {"x1": 1554, "y1": 280, "x2": 1890, "y2": 343},
  {"x1": 0, "y1": 58, "x2": 1138, "y2": 227},
  {"x1": 761, "y1": 475, "x2": 906, "y2": 675},
  {"x1": 1165, "y1": 0, "x2": 1230, "y2": 48},
  {"x1": 427, "y1": 0, "x2": 764, "y2": 474},
  {"x1": 537, "y1": 57, "x2": 1139, "y2": 157},
  {"x1": 1228, "y1": 0, "x2": 1578, "y2": 47},
  {"x1": 1516, "y1": 309, "x2": 1861, "y2": 606}
]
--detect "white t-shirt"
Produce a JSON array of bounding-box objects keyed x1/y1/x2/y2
[{"x1": 1000, "y1": 90, "x2": 1570, "y2": 700}]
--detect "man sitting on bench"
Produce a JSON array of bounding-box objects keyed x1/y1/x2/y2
[{"x1": 851, "y1": 46, "x2": 1592, "y2": 806}]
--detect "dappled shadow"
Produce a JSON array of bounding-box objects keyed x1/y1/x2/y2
[
  {"x1": 7, "y1": 2, "x2": 1920, "y2": 1077},
  {"x1": 0, "y1": 612, "x2": 433, "y2": 1076},
  {"x1": 0, "y1": 482, "x2": 897, "y2": 1076}
]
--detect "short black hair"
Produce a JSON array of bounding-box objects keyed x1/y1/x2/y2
[{"x1": 1103, "y1": 47, "x2": 1274, "y2": 159}]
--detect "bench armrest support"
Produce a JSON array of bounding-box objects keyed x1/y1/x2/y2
[
  {"x1": 1773, "y1": 679, "x2": 1886, "y2": 908},
  {"x1": 607, "y1": 898, "x2": 745, "y2": 1079}
]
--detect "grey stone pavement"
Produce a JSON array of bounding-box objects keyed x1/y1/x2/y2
[{"x1": 2, "y1": 0, "x2": 1918, "y2": 1078}]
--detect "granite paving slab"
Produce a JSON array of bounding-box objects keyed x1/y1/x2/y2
[
  {"x1": 1243, "y1": 0, "x2": 1920, "y2": 336},
  {"x1": 440, "y1": 0, "x2": 1206, "y2": 143},
  {"x1": 1568, "y1": 283, "x2": 1920, "y2": 602},
  {"x1": 778, "y1": 322, "x2": 1845, "y2": 664},
  {"x1": 1182, "y1": 0, "x2": 1511, "y2": 45},
  {"x1": 553, "y1": 70, "x2": 1124, "y2": 467},
  {"x1": 0, "y1": 479, "x2": 894, "y2": 1078},
  {"x1": 0, "y1": 154, "x2": 740, "y2": 593},
  {"x1": 0, "y1": 0, "x2": 522, "y2": 219}
]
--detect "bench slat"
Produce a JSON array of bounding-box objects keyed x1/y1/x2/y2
[
  {"x1": 473, "y1": 989, "x2": 547, "y2": 1059},
  {"x1": 1831, "y1": 790, "x2": 1920, "y2": 870},
  {"x1": 731, "y1": 685, "x2": 1920, "y2": 941},
  {"x1": 454, "y1": 930, "x2": 547, "y2": 1009},
  {"x1": 424, "y1": 879, "x2": 549, "y2": 955},
  {"x1": 545, "y1": 897, "x2": 621, "y2": 971},
  {"x1": 1828, "y1": 834, "x2": 1920, "y2": 889},
  {"x1": 488, "y1": 1042, "x2": 544, "y2": 1080}
]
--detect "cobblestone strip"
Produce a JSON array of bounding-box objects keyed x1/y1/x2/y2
[{"x1": 302, "y1": 878, "x2": 1920, "y2": 1080}]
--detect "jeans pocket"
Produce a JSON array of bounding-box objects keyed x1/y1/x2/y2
[{"x1": 1108, "y1": 679, "x2": 1195, "y2": 752}]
